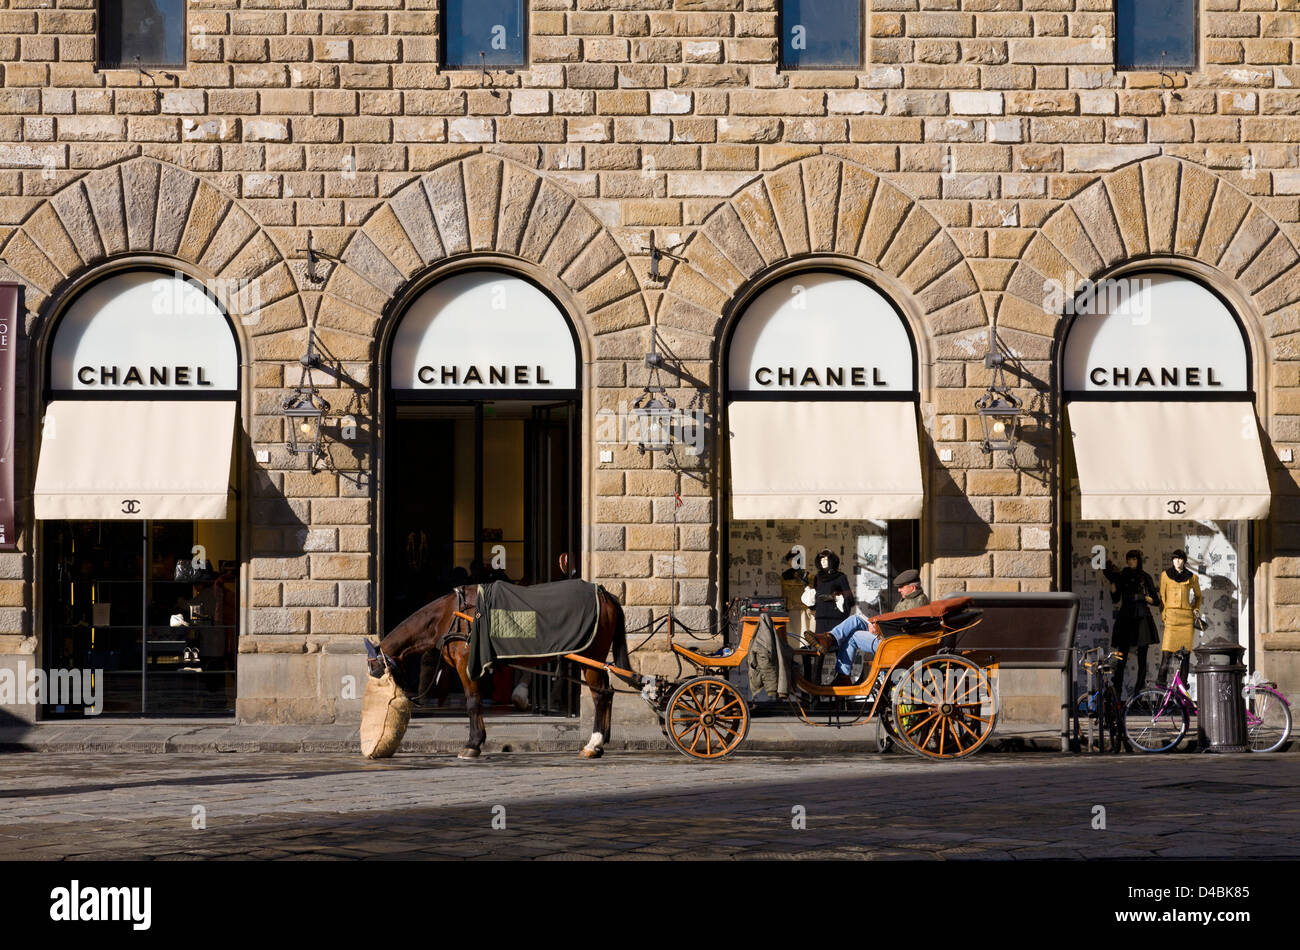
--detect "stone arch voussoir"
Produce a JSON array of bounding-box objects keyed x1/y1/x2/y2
[
  {"x1": 319, "y1": 154, "x2": 649, "y2": 355},
  {"x1": 1005, "y1": 156, "x2": 1300, "y2": 358},
  {"x1": 659, "y1": 154, "x2": 986, "y2": 361},
  {"x1": 0, "y1": 156, "x2": 301, "y2": 342}
]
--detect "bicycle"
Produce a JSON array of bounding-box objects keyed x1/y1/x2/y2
[
  {"x1": 1122, "y1": 648, "x2": 1293, "y2": 753},
  {"x1": 1242, "y1": 670, "x2": 1292, "y2": 753},
  {"x1": 1071, "y1": 647, "x2": 1129, "y2": 754}
]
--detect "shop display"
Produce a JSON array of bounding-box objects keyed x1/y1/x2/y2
[
  {"x1": 1070, "y1": 485, "x2": 1244, "y2": 695},
  {"x1": 42, "y1": 520, "x2": 238, "y2": 716}
]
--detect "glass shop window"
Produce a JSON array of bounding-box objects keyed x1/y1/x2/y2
[
  {"x1": 98, "y1": 0, "x2": 187, "y2": 69},
  {"x1": 43, "y1": 519, "x2": 239, "y2": 716},
  {"x1": 1115, "y1": 0, "x2": 1197, "y2": 70},
  {"x1": 780, "y1": 0, "x2": 863, "y2": 69},
  {"x1": 727, "y1": 519, "x2": 917, "y2": 614},
  {"x1": 1067, "y1": 485, "x2": 1248, "y2": 697},
  {"x1": 443, "y1": 0, "x2": 526, "y2": 69}
]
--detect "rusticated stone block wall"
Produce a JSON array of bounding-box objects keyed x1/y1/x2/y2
[{"x1": 1, "y1": 0, "x2": 1300, "y2": 720}]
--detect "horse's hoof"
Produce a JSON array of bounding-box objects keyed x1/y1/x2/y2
[
  {"x1": 580, "y1": 746, "x2": 603, "y2": 759},
  {"x1": 458, "y1": 747, "x2": 481, "y2": 759}
]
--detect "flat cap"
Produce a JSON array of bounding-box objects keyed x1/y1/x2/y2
[{"x1": 894, "y1": 569, "x2": 920, "y2": 587}]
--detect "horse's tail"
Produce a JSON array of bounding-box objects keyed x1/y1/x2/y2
[{"x1": 606, "y1": 588, "x2": 631, "y2": 672}]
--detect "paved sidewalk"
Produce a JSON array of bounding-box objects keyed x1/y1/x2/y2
[
  {"x1": 1, "y1": 750, "x2": 1296, "y2": 860},
  {"x1": 0, "y1": 714, "x2": 1069, "y2": 754}
]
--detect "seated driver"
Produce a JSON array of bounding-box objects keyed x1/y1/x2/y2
[{"x1": 820, "y1": 570, "x2": 928, "y2": 686}]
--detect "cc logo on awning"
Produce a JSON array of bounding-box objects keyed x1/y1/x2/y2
[
  {"x1": 1166, "y1": 499, "x2": 1186, "y2": 515},
  {"x1": 818, "y1": 499, "x2": 838, "y2": 515},
  {"x1": 121, "y1": 499, "x2": 141, "y2": 514}
]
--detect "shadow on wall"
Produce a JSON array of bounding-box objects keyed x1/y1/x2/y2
[{"x1": 928, "y1": 440, "x2": 991, "y2": 567}]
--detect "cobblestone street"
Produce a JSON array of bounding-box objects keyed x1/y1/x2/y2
[{"x1": 2, "y1": 750, "x2": 1298, "y2": 860}]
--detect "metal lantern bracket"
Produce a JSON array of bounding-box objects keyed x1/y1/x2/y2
[
  {"x1": 299, "y1": 232, "x2": 344, "y2": 285},
  {"x1": 283, "y1": 328, "x2": 332, "y2": 463},
  {"x1": 974, "y1": 316, "x2": 1024, "y2": 459},
  {"x1": 646, "y1": 232, "x2": 687, "y2": 283},
  {"x1": 628, "y1": 328, "x2": 708, "y2": 484},
  {"x1": 631, "y1": 328, "x2": 678, "y2": 454}
]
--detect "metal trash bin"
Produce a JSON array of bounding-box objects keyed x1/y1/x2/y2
[{"x1": 1192, "y1": 638, "x2": 1249, "y2": 753}]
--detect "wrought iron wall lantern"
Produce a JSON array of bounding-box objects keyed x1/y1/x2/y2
[
  {"x1": 975, "y1": 316, "x2": 1023, "y2": 456},
  {"x1": 283, "y1": 329, "x2": 331, "y2": 460},
  {"x1": 630, "y1": 327, "x2": 700, "y2": 455}
]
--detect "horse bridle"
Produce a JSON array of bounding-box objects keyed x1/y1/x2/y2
[{"x1": 373, "y1": 586, "x2": 479, "y2": 675}]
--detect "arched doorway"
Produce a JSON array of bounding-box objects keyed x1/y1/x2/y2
[
  {"x1": 383, "y1": 269, "x2": 582, "y2": 713},
  {"x1": 722, "y1": 270, "x2": 923, "y2": 692},
  {"x1": 1060, "y1": 269, "x2": 1269, "y2": 684},
  {"x1": 34, "y1": 267, "x2": 243, "y2": 716}
]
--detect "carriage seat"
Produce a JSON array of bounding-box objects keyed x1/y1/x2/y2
[{"x1": 870, "y1": 596, "x2": 981, "y2": 638}]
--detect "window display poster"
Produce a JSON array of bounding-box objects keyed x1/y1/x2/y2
[
  {"x1": 1070, "y1": 483, "x2": 1244, "y2": 694},
  {"x1": 728, "y1": 518, "x2": 891, "y2": 608},
  {"x1": 727, "y1": 518, "x2": 892, "y2": 699},
  {"x1": 0, "y1": 285, "x2": 15, "y2": 549}
]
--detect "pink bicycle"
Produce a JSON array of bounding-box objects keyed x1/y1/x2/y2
[{"x1": 1122, "y1": 648, "x2": 1292, "y2": 753}]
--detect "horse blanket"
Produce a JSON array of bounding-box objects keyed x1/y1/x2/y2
[{"x1": 467, "y1": 579, "x2": 601, "y2": 679}]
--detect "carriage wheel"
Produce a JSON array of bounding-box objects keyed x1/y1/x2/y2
[
  {"x1": 891, "y1": 655, "x2": 998, "y2": 760},
  {"x1": 664, "y1": 676, "x2": 750, "y2": 760}
]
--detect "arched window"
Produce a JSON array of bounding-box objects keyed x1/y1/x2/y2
[
  {"x1": 723, "y1": 271, "x2": 922, "y2": 628},
  {"x1": 1061, "y1": 270, "x2": 1266, "y2": 674},
  {"x1": 35, "y1": 268, "x2": 242, "y2": 716}
]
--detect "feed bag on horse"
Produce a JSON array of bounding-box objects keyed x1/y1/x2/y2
[{"x1": 360, "y1": 666, "x2": 414, "y2": 759}]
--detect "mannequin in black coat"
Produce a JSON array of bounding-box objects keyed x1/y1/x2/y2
[
  {"x1": 810, "y1": 549, "x2": 854, "y2": 634},
  {"x1": 1102, "y1": 550, "x2": 1160, "y2": 694}
]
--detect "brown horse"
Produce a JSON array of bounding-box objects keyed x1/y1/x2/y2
[{"x1": 363, "y1": 584, "x2": 631, "y2": 759}]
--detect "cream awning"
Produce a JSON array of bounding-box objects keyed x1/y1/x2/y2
[
  {"x1": 728, "y1": 399, "x2": 923, "y2": 520},
  {"x1": 35, "y1": 400, "x2": 236, "y2": 520},
  {"x1": 1067, "y1": 400, "x2": 1271, "y2": 520}
]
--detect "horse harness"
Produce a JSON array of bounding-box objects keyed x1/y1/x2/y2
[{"x1": 438, "y1": 585, "x2": 478, "y2": 653}]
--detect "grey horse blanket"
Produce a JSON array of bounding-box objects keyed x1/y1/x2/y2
[{"x1": 467, "y1": 579, "x2": 601, "y2": 679}]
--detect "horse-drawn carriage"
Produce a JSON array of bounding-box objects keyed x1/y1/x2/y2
[
  {"x1": 362, "y1": 580, "x2": 1000, "y2": 762},
  {"x1": 647, "y1": 595, "x2": 997, "y2": 760}
]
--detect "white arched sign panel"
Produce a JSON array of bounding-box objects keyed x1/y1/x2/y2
[
  {"x1": 50, "y1": 270, "x2": 239, "y2": 392},
  {"x1": 1062, "y1": 273, "x2": 1249, "y2": 393},
  {"x1": 728, "y1": 273, "x2": 914, "y2": 394},
  {"x1": 391, "y1": 271, "x2": 577, "y2": 391}
]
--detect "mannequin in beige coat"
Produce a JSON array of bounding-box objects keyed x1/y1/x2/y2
[{"x1": 1157, "y1": 549, "x2": 1201, "y2": 687}]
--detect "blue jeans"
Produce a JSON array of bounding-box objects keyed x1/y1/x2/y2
[{"x1": 828, "y1": 614, "x2": 880, "y2": 677}]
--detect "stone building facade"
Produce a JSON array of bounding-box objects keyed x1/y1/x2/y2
[{"x1": 2, "y1": 0, "x2": 1300, "y2": 724}]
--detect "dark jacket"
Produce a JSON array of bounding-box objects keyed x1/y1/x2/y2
[
  {"x1": 1102, "y1": 564, "x2": 1160, "y2": 649},
  {"x1": 811, "y1": 551, "x2": 854, "y2": 632}
]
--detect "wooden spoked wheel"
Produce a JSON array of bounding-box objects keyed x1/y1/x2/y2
[
  {"x1": 664, "y1": 676, "x2": 750, "y2": 760},
  {"x1": 891, "y1": 655, "x2": 998, "y2": 760}
]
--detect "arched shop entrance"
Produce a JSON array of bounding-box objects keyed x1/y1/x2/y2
[
  {"x1": 1061, "y1": 269, "x2": 1271, "y2": 689},
  {"x1": 383, "y1": 269, "x2": 581, "y2": 714},
  {"x1": 34, "y1": 267, "x2": 242, "y2": 716},
  {"x1": 722, "y1": 271, "x2": 923, "y2": 691}
]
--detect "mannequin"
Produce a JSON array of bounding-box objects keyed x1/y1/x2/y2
[
  {"x1": 1157, "y1": 549, "x2": 1201, "y2": 687},
  {"x1": 1102, "y1": 549, "x2": 1160, "y2": 695},
  {"x1": 808, "y1": 549, "x2": 853, "y2": 634},
  {"x1": 778, "y1": 549, "x2": 812, "y2": 645}
]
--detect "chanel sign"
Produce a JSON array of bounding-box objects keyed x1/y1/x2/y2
[{"x1": 728, "y1": 273, "x2": 913, "y2": 394}]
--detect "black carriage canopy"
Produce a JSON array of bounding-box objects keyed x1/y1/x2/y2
[{"x1": 467, "y1": 579, "x2": 602, "y2": 679}]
